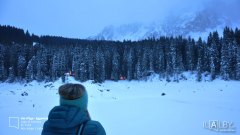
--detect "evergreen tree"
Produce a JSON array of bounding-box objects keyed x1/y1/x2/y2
[
  {"x1": 212, "y1": 31, "x2": 221, "y2": 73},
  {"x1": 196, "y1": 58, "x2": 202, "y2": 82},
  {"x1": 111, "y1": 49, "x2": 120, "y2": 81},
  {"x1": 149, "y1": 49, "x2": 154, "y2": 72},
  {"x1": 135, "y1": 59, "x2": 142, "y2": 80},
  {"x1": 220, "y1": 41, "x2": 230, "y2": 80},
  {"x1": 196, "y1": 38, "x2": 203, "y2": 81},
  {"x1": 122, "y1": 46, "x2": 128, "y2": 79},
  {"x1": 17, "y1": 55, "x2": 26, "y2": 79},
  {"x1": 221, "y1": 28, "x2": 232, "y2": 80},
  {"x1": 170, "y1": 39, "x2": 178, "y2": 81},
  {"x1": 86, "y1": 45, "x2": 95, "y2": 80},
  {"x1": 72, "y1": 47, "x2": 81, "y2": 80},
  {"x1": 51, "y1": 53, "x2": 58, "y2": 81},
  {"x1": 186, "y1": 38, "x2": 195, "y2": 71},
  {"x1": 73, "y1": 47, "x2": 88, "y2": 82},
  {"x1": 228, "y1": 40, "x2": 238, "y2": 79},
  {"x1": 25, "y1": 56, "x2": 36, "y2": 82},
  {"x1": 202, "y1": 42, "x2": 210, "y2": 72},
  {"x1": 165, "y1": 38, "x2": 172, "y2": 81},
  {"x1": 0, "y1": 45, "x2": 6, "y2": 81},
  {"x1": 36, "y1": 60, "x2": 44, "y2": 82},
  {"x1": 95, "y1": 47, "x2": 105, "y2": 83},
  {"x1": 0, "y1": 59, "x2": 5, "y2": 81},
  {"x1": 79, "y1": 54, "x2": 87, "y2": 82},
  {"x1": 236, "y1": 45, "x2": 240, "y2": 80},
  {"x1": 210, "y1": 54, "x2": 216, "y2": 80},
  {"x1": 8, "y1": 67, "x2": 15, "y2": 83},
  {"x1": 103, "y1": 45, "x2": 112, "y2": 79},
  {"x1": 210, "y1": 51, "x2": 216, "y2": 80},
  {"x1": 35, "y1": 48, "x2": 48, "y2": 81},
  {"x1": 127, "y1": 48, "x2": 134, "y2": 80},
  {"x1": 208, "y1": 37, "x2": 216, "y2": 80},
  {"x1": 51, "y1": 51, "x2": 66, "y2": 81},
  {"x1": 156, "y1": 44, "x2": 165, "y2": 77},
  {"x1": 175, "y1": 38, "x2": 185, "y2": 82},
  {"x1": 59, "y1": 51, "x2": 67, "y2": 81}
]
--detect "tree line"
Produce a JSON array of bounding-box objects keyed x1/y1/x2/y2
[{"x1": 0, "y1": 25, "x2": 240, "y2": 83}]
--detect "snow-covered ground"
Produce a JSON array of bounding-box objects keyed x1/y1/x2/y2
[{"x1": 0, "y1": 73, "x2": 239, "y2": 135}]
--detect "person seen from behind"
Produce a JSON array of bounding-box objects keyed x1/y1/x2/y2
[{"x1": 42, "y1": 83, "x2": 106, "y2": 135}]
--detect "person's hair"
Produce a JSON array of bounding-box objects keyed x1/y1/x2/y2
[{"x1": 59, "y1": 83, "x2": 86, "y2": 100}]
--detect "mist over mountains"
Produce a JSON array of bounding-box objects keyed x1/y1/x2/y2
[{"x1": 89, "y1": 0, "x2": 240, "y2": 41}]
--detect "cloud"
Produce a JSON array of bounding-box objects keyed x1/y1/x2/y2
[{"x1": 203, "y1": 0, "x2": 240, "y2": 21}]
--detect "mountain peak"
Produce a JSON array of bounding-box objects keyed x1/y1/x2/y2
[{"x1": 89, "y1": 8, "x2": 238, "y2": 41}]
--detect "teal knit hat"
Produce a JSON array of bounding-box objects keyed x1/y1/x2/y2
[{"x1": 59, "y1": 83, "x2": 88, "y2": 110}]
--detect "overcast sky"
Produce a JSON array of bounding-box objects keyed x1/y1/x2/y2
[{"x1": 0, "y1": 0, "x2": 239, "y2": 38}]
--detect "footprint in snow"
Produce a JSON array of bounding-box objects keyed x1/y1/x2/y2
[
  {"x1": 10, "y1": 91, "x2": 16, "y2": 95},
  {"x1": 21, "y1": 92, "x2": 28, "y2": 96}
]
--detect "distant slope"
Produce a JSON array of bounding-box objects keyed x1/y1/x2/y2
[{"x1": 89, "y1": 8, "x2": 239, "y2": 41}]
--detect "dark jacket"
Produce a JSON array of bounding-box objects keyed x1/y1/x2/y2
[{"x1": 42, "y1": 106, "x2": 106, "y2": 135}]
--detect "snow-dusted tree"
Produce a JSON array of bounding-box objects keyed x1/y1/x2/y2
[
  {"x1": 207, "y1": 31, "x2": 221, "y2": 80},
  {"x1": 228, "y1": 41, "x2": 238, "y2": 79},
  {"x1": 72, "y1": 46, "x2": 88, "y2": 82},
  {"x1": 0, "y1": 45, "x2": 6, "y2": 81},
  {"x1": 165, "y1": 38, "x2": 172, "y2": 81},
  {"x1": 122, "y1": 46, "x2": 128, "y2": 79},
  {"x1": 95, "y1": 47, "x2": 105, "y2": 83},
  {"x1": 59, "y1": 51, "x2": 67, "y2": 82},
  {"x1": 135, "y1": 59, "x2": 141, "y2": 80},
  {"x1": 202, "y1": 42, "x2": 210, "y2": 72},
  {"x1": 59, "y1": 51, "x2": 67, "y2": 73},
  {"x1": 86, "y1": 45, "x2": 95, "y2": 80},
  {"x1": 149, "y1": 49, "x2": 154, "y2": 72},
  {"x1": 111, "y1": 48, "x2": 120, "y2": 81},
  {"x1": 72, "y1": 47, "x2": 81, "y2": 80},
  {"x1": 236, "y1": 45, "x2": 240, "y2": 80},
  {"x1": 52, "y1": 53, "x2": 58, "y2": 80},
  {"x1": 142, "y1": 47, "x2": 150, "y2": 73},
  {"x1": 72, "y1": 47, "x2": 87, "y2": 82},
  {"x1": 155, "y1": 43, "x2": 165, "y2": 77},
  {"x1": 0, "y1": 59, "x2": 5, "y2": 81},
  {"x1": 210, "y1": 54, "x2": 215, "y2": 81},
  {"x1": 212, "y1": 31, "x2": 221, "y2": 73},
  {"x1": 127, "y1": 48, "x2": 134, "y2": 80},
  {"x1": 196, "y1": 38, "x2": 203, "y2": 81},
  {"x1": 51, "y1": 51, "x2": 64, "y2": 81},
  {"x1": 221, "y1": 28, "x2": 232, "y2": 80},
  {"x1": 79, "y1": 52, "x2": 87, "y2": 82},
  {"x1": 8, "y1": 67, "x2": 15, "y2": 83},
  {"x1": 210, "y1": 57, "x2": 216, "y2": 80},
  {"x1": 196, "y1": 58, "x2": 202, "y2": 82},
  {"x1": 103, "y1": 45, "x2": 112, "y2": 79},
  {"x1": 40, "y1": 48, "x2": 48, "y2": 74},
  {"x1": 209, "y1": 40, "x2": 216, "y2": 80},
  {"x1": 186, "y1": 37, "x2": 195, "y2": 71},
  {"x1": 17, "y1": 55, "x2": 26, "y2": 79},
  {"x1": 169, "y1": 39, "x2": 178, "y2": 81},
  {"x1": 36, "y1": 60, "x2": 44, "y2": 82},
  {"x1": 35, "y1": 48, "x2": 48, "y2": 81},
  {"x1": 25, "y1": 56, "x2": 36, "y2": 82}
]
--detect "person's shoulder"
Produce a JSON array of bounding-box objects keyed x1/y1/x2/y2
[{"x1": 83, "y1": 120, "x2": 106, "y2": 135}]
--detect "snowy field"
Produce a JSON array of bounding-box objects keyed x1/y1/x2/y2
[{"x1": 0, "y1": 73, "x2": 239, "y2": 135}]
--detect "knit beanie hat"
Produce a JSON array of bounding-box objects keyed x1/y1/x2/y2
[{"x1": 59, "y1": 83, "x2": 88, "y2": 110}]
